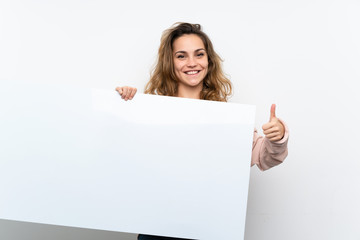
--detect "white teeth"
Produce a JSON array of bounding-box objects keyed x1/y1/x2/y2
[{"x1": 186, "y1": 71, "x2": 199, "y2": 75}]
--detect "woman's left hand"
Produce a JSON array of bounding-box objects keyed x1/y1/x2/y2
[{"x1": 262, "y1": 104, "x2": 285, "y2": 142}]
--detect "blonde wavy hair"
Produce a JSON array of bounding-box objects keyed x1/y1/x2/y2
[{"x1": 144, "y1": 22, "x2": 232, "y2": 102}]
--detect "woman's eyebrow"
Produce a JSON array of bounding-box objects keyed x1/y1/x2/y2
[
  {"x1": 174, "y1": 48, "x2": 206, "y2": 54},
  {"x1": 174, "y1": 50, "x2": 187, "y2": 54}
]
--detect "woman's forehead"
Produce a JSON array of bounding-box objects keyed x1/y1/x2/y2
[{"x1": 173, "y1": 34, "x2": 205, "y2": 52}]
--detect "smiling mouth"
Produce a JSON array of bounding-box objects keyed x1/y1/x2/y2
[{"x1": 185, "y1": 70, "x2": 200, "y2": 75}]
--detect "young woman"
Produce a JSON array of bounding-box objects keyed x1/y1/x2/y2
[{"x1": 116, "y1": 22, "x2": 289, "y2": 240}]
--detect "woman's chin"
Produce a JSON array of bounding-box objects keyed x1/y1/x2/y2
[{"x1": 186, "y1": 81, "x2": 203, "y2": 88}]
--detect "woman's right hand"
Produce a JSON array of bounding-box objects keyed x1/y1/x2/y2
[{"x1": 115, "y1": 86, "x2": 137, "y2": 101}]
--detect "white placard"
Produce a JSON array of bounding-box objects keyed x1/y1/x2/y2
[{"x1": 0, "y1": 81, "x2": 255, "y2": 240}]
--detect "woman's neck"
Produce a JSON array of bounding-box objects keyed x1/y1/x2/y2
[{"x1": 176, "y1": 84, "x2": 202, "y2": 99}]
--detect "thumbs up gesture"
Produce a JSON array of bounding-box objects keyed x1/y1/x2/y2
[{"x1": 262, "y1": 104, "x2": 285, "y2": 142}]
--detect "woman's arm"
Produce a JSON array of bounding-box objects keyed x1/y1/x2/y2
[
  {"x1": 251, "y1": 104, "x2": 289, "y2": 170},
  {"x1": 251, "y1": 119, "x2": 289, "y2": 171}
]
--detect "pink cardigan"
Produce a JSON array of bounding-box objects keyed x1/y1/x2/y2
[{"x1": 251, "y1": 119, "x2": 289, "y2": 171}]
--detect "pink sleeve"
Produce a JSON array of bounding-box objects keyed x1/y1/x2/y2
[{"x1": 251, "y1": 119, "x2": 289, "y2": 171}]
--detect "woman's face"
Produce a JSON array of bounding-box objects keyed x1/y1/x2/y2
[{"x1": 172, "y1": 34, "x2": 209, "y2": 90}]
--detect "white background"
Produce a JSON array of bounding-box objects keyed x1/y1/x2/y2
[{"x1": 1, "y1": 0, "x2": 360, "y2": 239}]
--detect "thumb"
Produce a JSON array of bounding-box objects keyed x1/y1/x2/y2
[{"x1": 270, "y1": 104, "x2": 276, "y2": 121}]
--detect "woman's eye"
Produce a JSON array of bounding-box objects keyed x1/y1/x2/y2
[
  {"x1": 177, "y1": 55, "x2": 185, "y2": 59},
  {"x1": 197, "y1": 53, "x2": 205, "y2": 57}
]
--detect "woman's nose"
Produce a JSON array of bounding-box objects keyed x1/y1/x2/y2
[{"x1": 186, "y1": 57, "x2": 197, "y2": 67}]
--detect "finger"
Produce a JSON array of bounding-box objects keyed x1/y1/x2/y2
[
  {"x1": 129, "y1": 88, "x2": 137, "y2": 100},
  {"x1": 262, "y1": 122, "x2": 274, "y2": 132},
  {"x1": 263, "y1": 125, "x2": 280, "y2": 135},
  {"x1": 115, "y1": 87, "x2": 123, "y2": 95},
  {"x1": 265, "y1": 131, "x2": 280, "y2": 139},
  {"x1": 128, "y1": 88, "x2": 135, "y2": 99},
  {"x1": 125, "y1": 87, "x2": 133, "y2": 100},
  {"x1": 122, "y1": 87, "x2": 129, "y2": 99},
  {"x1": 270, "y1": 104, "x2": 276, "y2": 121}
]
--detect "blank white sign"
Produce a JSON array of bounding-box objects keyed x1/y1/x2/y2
[{"x1": 0, "y1": 81, "x2": 255, "y2": 240}]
